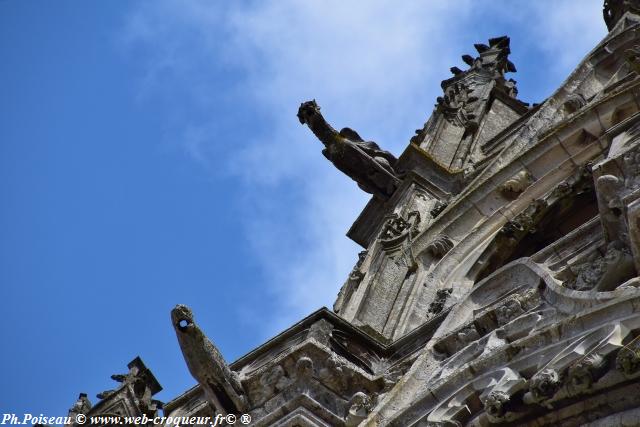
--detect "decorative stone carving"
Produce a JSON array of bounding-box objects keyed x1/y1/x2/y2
[
  {"x1": 550, "y1": 164, "x2": 594, "y2": 201},
  {"x1": 317, "y1": 356, "x2": 349, "y2": 391},
  {"x1": 380, "y1": 211, "x2": 421, "y2": 243},
  {"x1": 593, "y1": 130, "x2": 640, "y2": 276},
  {"x1": 522, "y1": 323, "x2": 628, "y2": 408},
  {"x1": 425, "y1": 306, "x2": 637, "y2": 426},
  {"x1": 433, "y1": 37, "x2": 518, "y2": 133},
  {"x1": 452, "y1": 36, "x2": 517, "y2": 79},
  {"x1": 616, "y1": 337, "x2": 640, "y2": 375},
  {"x1": 476, "y1": 175, "x2": 591, "y2": 281},
  {"x1": 297, "y1": 100, "x2": 400, "y2": 199},
  {"x1": 171, "y1": 304, "x2": 247, "y2": 414},
  {"x1": 500, "y1": 199, "x2": 547, "y2": 237},
  {"x1": 477, "y1": 368, "x2": 527, "y2": 424},
  {"x1": 95, "y1": 357, "x2": 163, "y2": 417},
  {"x1": 251, "y1": 364, "x2": 291, "y2": 405},
  {"x1": 527, "y1": 368, "x2": 562, "y2": 403},
  {"x1": 412, "y1": 34, "x2": 527, "y2": 171},
  {"x1": 260, "y1": 365, "x2": 289, "y2": 392},
  {"x1": 307, "y1": 319, "x2": 334, "y2": 346},
  {"x1": 427, "y1": 234, "x2": 454, "y2": 258},
  {"x1": 625, "y1": 45, "x2": 640, "y2": 74},
  {"x1": 433, "y1": 327, "x2": 474, "y2": 357},
  {"x1": 436, "y1": 82, "x2": 480, "y2": 131},
  {"x1": 428, "y1": 288, "x2": 453, "y2": 315},
  {"x1": 295, "y1": 356, "x2": 314, "y2": 379},
  {"x1": 563, "y1": 93, "x2": 587, "y2": 114},
  {"x1": 67, "y1": 393, "x2": 92, "y2": 421},
  {"x1": 567, "y1": 242, "x2": 635, "y2": 291},
  {"x1": 499, "y1": 170, "x2": 533, "y2": 198},
  {"x1": 430, "y1": 201, "x2": 448, "y2": 218},
  {"x1": 345, "y1": 392, "x2": 374, "y2": 427},
  {"x1": 567, "y1": 353, "x2": 607, "y2": 394},
  {"x1": 494, "y1": 298, "x2": 526, "y2": 326},
  {"x1": 426, "y1": 369, "x2": 526, "y2": 426},
  {"x1": 379, "y1": 211, "x2": 422, "y2": 268},
  {"x1": 484, "y1": 391, "x2": 510, "y2": 422}
]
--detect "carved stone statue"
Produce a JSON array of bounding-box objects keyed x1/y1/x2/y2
[
  {"x1": 94, "y1": 357, "x2": 162, "y2": 416},
  {"x1": 68, "y1": 393, "x2": 92, "y2": 415},
  {"x1": 171, "y1": 304, "x2": 247, "y2": 414},
  {"x1": 297, "y1": 100, "x2": 400, "y2": 199}
]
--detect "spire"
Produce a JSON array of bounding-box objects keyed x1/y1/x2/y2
[
  {"x1": 604, "y1": 0, "x2": 640, "y2": 31},
  {"x1": 411, "y1": 36, "x2": 527, "y2": 171},
  {"x1": 445, "y1": 36, "x2": 517, "y2": 84},
  {"x1": 434, "y1": 36, "x2": 520, "y2": 135}
]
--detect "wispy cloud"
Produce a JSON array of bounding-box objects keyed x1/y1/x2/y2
[
  {"x1": 527, "y1": 0, "x2": 605, "y2": 71},
  {"x1": 122, "y1": 0, "x2": 608, "y2": 336}
]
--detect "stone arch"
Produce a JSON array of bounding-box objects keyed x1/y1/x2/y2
[{"x1": 469, "y1": 167, "x2": 598, "y2": 283}]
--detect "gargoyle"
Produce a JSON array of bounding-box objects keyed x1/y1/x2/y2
[
  {"x1": 297, "y1": 100, "x2": 400, "y2": 199},
  {"x1": 171, "y1": 304, "x2": 247, "y2": 414}
]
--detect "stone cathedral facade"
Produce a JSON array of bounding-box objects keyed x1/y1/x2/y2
[{"x1": 67, "y1": 2, "x2": 640, "y2": 426}]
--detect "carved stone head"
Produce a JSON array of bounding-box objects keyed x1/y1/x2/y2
[
  {"x1": 171, "y1": 304, "x2": 195, "y2": 333},
  {"x1": 345, "y1": 392, "x2": 374, "y2": 427},
  {"x1": 297, "y1": 100, "x2": 320, "y2": 125},
  {"x1": 568, "y1": 357, "x2": 598, "y2": 393},
  {"x1": 484, "y1": 390, "x2": 509, "y2": 421},
  {"x1": 616, "y1": 346, "x2": 640, "y2": 375},
  {"x1": 529, "y1": 369, "x2": 561, "y2": 402}
]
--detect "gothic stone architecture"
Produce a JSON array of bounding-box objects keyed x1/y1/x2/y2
[{"x1": 67, "y1": 2, "x2": 640, "y2": 426}]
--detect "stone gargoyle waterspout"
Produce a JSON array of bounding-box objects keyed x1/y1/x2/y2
[
  {"x1": 171, "y1": 304, "x2": 247, "y2": 414},
  {"x1": 297, "y1": 100, "x2": 401, "y2": 199}
]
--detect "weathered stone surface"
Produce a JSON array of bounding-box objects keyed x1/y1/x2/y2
[
  {"x1": 66, "y1": 358, "x2": 162, "y2": 426},
  {"x1": 297, "y1": 100, "x2": 401, "y2": 200},
  {"x1": 171, "y1": 304, "x2": 247, "y2": 415}
]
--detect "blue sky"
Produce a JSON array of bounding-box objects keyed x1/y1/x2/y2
[{"x1": 1, "y1": 0, "x2": 605, "y2": 416}]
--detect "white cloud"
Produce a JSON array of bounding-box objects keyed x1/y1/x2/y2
[
  {"x1": 122, "y1": 0, "x2": 610, "y2": 337},
  {"x1": 528, "y1": 0, "x2": 605, "y2": 71}
]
